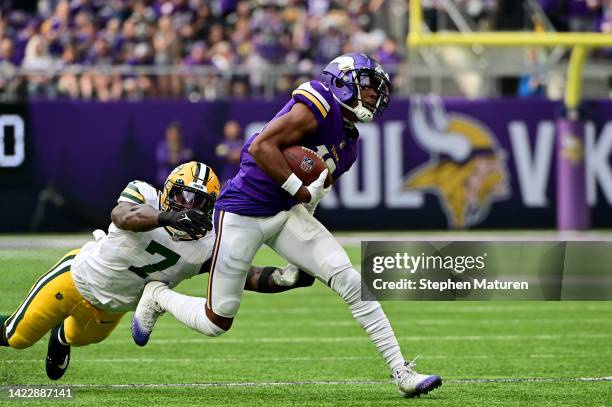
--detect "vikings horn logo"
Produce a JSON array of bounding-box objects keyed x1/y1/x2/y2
[{"x1": 405, "y1": 96, "x2": 510, "y2": 228}]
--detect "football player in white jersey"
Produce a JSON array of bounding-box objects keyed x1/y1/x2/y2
[{"x1": 0, "y1": 161, "x2": 313, "y2": 380}]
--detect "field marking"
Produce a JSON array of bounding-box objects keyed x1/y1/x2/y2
[
  {"x1": 102, "y1": 332, "x2": 611, "y2": 345},
  {"x1": 2, "y1": 231, "x2": 612, "y2": 250},
  {"x1": 4, "y1": 352, "x2": 612, "y2": 364},
  {"x1": 173, "y1": 317, "x2": 612, "y2": 328},
  {"x1": 2, "y1": 377, "x2": 612, "y2": 390},
  {"x1": 229, "y1": 304, "x2": 612, "y2": 316}
]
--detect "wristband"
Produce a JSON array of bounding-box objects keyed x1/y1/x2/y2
[
  {"x1": 157, "y1": 211, "x2": 173, "y2": 226},
  {"x1": 281, "y1": 173, "x2": 303, "y2": 196}
]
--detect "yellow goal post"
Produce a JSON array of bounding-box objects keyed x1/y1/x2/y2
[{"x1": 407, "y1": 0, "x2": 612, "y2": 110}]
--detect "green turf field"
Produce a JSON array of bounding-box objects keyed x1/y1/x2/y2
[{"x1": 1, "y1": 242, "x2": 611, "y2": 406}]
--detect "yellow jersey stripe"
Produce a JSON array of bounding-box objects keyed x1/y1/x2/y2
[
  {"x1": 299, "y1": 82, "x2": 331, "y2": 111},
  {"x1": 126, "y1": 182, "x2": 141, "y2": 192},
  {"x1": 292, "y1": 89, "x2": 328, "y2": 118},
  {"x1": 121, "y1": 188, "x2": 145, "y2": 203}
]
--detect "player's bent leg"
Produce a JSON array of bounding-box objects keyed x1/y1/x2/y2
[
  {"x1": 2, "y1": 251, "x2": 81, "y2": 350},
  {"x1": 270, "y1": 207, "x2": 442, "y2": 397},
  {"x1": 146, "y1": 282, "x2": 226, "y2": 337},
  {"x1": 63, "y1": 302, "x2": 124, "y2": 347},
  {"x1": 47, "y1": 299, "x2": 123, "y2": 380},
  {"x1": 133, "y1": 281, "x2": 226, "y2": 342},
  {"x1": 267, "y1": 205, "x2": 352, "y2": 284},
  {"x1": 136, "y1": 210, "x2": 265, "y2": 342},
  {"x1": 205, "y1": 210, "x2": 263, "y2": 329}
]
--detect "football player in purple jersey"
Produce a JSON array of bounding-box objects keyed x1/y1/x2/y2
[{"x1": 133, "y1": 53, "x2": 442, "y2": 397}]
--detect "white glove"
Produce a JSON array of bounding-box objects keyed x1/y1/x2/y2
[
  {"x1": 271, "y1": 264, "x2": 300, "y2": 287},
  {"x1": 303, "y1": 183, "x2": 331, "y2": 215},
  {"x1": 305, "y1": 169, "x2": 329, "y2": 207}
]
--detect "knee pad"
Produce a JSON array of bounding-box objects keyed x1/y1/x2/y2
[
  {"x1": 319, "y1": 251, "x2": 352, "y2": 284},
  {"x1": 214, "y1": 298, "x2": 241, "y2": 319}
]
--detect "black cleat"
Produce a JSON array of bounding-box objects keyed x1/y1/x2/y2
[
  {"x1": 46, "y1": 325, "x2": 70, "y2": 380},
  {"x1": 0, "y1": 315, "x2": 9, "y2": 346}
]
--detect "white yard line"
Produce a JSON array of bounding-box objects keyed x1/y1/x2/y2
[
  {"x1": 2, "y1": 231, "x2": 612, "y2": 250},
  {"x1": 2, "y1": 377, "x2": 612, "y2": 390},
  {"x1": 187, "y1": 317, "x2": 612, "y2": 328},
  {"x1": 97, "y1": 333, "x2": 610, "y2": 345},
  {"x1": 4, "y1": 352, "x2": 612, "y2": 364}
]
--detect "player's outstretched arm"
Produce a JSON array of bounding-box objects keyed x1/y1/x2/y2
[
  {"x1": 111, "y1": 202, "x2": 161, "y2": 232},
  {"x1": 112, "y1": 202, "x2": 211, "y2": 238},
  {"x1": 248, "y1": 103, "x2": 318, "y2": 203},
  {"x1": 244, "y1": 265, "x2": 315, "y2": 293}
]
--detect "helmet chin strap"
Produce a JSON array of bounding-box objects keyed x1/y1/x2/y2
[
  {"x1": 333, "y1": 71, "x2": 376, "y2": 122},
  {"x1": 334, "y1": 95, "x2": 374, "y2": 123}
]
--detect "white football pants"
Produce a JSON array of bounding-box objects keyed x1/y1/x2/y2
[{"x1": 207, "y1": 204, "x2": 352, "y2": 318}]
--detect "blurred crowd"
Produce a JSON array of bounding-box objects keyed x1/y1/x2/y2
[
  {"x1": 423, "y1": 0, "x2": 612, "y2": 34},
  {"x1": 0, "y1": 0, "x2": 611, "y2": 101},
  {"x1": 0, "y1": 0, "x2": 403, "y2": 100},
  {"x1": 539, "y1": 0, "x2": 612, "y2": 34}
]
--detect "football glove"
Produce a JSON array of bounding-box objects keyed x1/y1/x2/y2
[
  {"x1": 305, "y1": 169, "x2": 330, "y2": 206},
  {"x1": 304, "y1": 170, "x2": 331, "y2": 215},
  {"x1": 158, "y1": 209, "x2": 212, "y2": 239},
  {"x1": 271, "y1": 264, "x2": 301, "y2": 287}
]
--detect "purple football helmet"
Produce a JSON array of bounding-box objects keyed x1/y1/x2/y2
[{"x1": 321, "y1": 52, "x2": 391, "y2": 122}]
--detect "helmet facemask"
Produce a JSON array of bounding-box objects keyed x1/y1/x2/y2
[
  {"x1": 325, "y1": 67, "x2": 391, "y2": 123},
  {"x1": 164, "y1": 181, "x2": 217, "y2": 240},
  {"x1": 320, "y1": 52, "x2": 391, "y2": 123}
]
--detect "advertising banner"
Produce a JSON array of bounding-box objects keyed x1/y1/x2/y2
[
  {"x1": 2, "y1": 98, "x2": 611, "y2": 231},
  {"x1": 0, "y1": 103, "x2": 31, "y2": 185}
]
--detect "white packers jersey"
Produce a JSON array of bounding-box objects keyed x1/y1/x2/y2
[{"x1": 70, "y1": 180, "x2": 215, "y2": 313}]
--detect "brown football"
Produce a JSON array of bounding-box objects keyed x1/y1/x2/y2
[{"x1": 282, "y1": 146, "x2": 332, "y2": 188}]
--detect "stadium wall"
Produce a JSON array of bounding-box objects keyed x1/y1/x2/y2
[{"x1": 1, "y1": 99, "x2": 611, "y2": 232}]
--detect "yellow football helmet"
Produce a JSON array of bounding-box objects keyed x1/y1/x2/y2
[{"x1": 161, "y1": 161, "x2": 220, "y2": 216}]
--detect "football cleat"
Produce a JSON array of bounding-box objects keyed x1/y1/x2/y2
[
  {"x1": 46, "y1": 325, "x2": 70, "y2": 380},
  {"x1": 393, "y1": 358, "x2": 442, "y2": 398},
  {"x1": 131, "y1": 281, "x2": 166, "y2": 346}
]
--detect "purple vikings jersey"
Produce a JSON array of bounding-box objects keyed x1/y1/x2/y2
[{"x1": 216, "y1": 80, "x2": 359, "y2": 216}]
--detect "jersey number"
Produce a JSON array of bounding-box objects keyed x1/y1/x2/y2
[{"x1": 128, "y1": 241, "x2": 180, "y2": 278}]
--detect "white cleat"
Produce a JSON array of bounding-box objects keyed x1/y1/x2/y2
[
  {"x1": 131, "y1": 281, "x2": 166, "y2": 346},
  {"x1": 393, "y1": 358, "x2": 442, "y2": 398}
]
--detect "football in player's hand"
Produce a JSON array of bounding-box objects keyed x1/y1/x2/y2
[{"x1": 282, "y1": 146, "x2": 332, "y2": 188}]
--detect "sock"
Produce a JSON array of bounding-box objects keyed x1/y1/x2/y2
[
  {"x1": 0, "y1": 315, "x2": 9, "y2": 346},
  {"x1": 153, "y1": 286, "x2": 225, "y2": 337},
  {"x1": 57, "y1": 322, "x2": 69, "y2": 346},
  {"x1": 330, "y1": 268, "x2": 405, "y2": 372}
]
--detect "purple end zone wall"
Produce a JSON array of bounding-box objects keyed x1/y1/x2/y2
[{"x1": 1, "y1": 98, "x2": 611, "y2": 231}]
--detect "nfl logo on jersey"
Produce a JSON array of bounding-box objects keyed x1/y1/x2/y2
[{"x1": 300, "y1": 157, "x2": 315, "y2": 174}]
